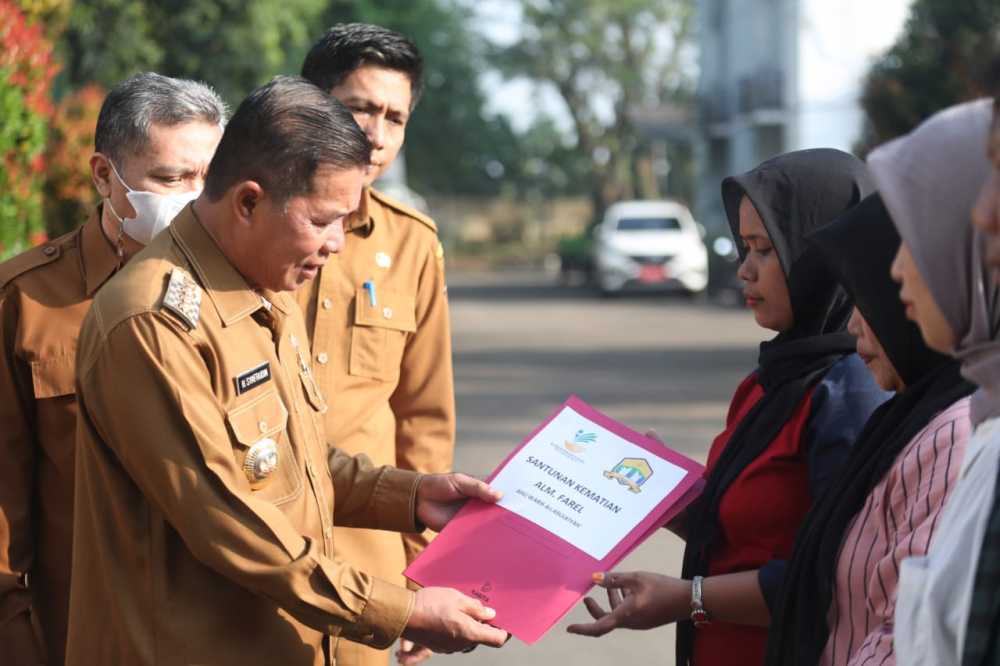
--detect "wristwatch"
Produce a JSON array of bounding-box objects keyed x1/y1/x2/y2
[{"x1": 690, "y1": 575, "x2": 711, "y2": 628}]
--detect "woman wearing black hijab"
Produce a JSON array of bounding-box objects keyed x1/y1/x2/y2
[
  {"x1": 765, "y1": 193, "x2": 975, "y2": 666},
  {"x1": 566, "y1": 150, "x2": 888, "y2": 666}
]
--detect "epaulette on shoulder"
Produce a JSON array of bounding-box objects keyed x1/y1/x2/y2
[
  {"x1": 0, "y1": 242, "x2": 63, "y2": 289},
  {"x1": 369, "y1": 188, "x2": 438, "y2": 234},
  {"x1": 160, "y1": 267, "x2": 202, "y2": 331}
]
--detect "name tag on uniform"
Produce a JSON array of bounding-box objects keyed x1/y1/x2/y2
[{"x1": 235, "y1": 362, "x2": 271, "y2": 395}]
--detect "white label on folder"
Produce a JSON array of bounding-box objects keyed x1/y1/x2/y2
[{"x1": 491, "y1": 406, "x2": 686, "y2": 560}]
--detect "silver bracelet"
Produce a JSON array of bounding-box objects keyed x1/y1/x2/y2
[{"x1": 690, "y1": 575, "x2": 711, "y2": 627}]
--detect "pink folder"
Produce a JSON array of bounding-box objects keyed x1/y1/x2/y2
[{"x1": 404, "y1": 395, "x2": 705, "y2": 644}]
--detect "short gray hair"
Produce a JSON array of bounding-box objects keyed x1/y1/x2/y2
[{"x1": 94, "y1": 72, "x2": 228, "y2": 164}]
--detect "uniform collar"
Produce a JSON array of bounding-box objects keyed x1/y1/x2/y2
[
  {"x1": 345, "y1": 186, "x2": 376, "y2": 234},
  {"x1": 81, "y1": 205, "x2": 121, "y2": 297},
  {"x1": 170, "y1": 204, "x2": 290, "y2": 327}
]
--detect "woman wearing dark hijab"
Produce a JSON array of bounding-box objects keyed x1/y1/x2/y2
[
  {"x1": 566, "y1": 149, "x2": 889, "y2": 666},
  {"x1": 764, "y1": 193, "x2": 975, "y2": 666}
]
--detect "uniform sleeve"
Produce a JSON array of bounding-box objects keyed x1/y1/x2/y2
[
  {"x1": 76, "y1": 313, "x2": 415, "y2": 649},
  {"x1": 327, "y1": 448, "x2": 422, "y2": 532},
  {"x1": 388, "y1": 239, "x2": 456, "y2": 568},
  {"x1": 804, "y1": 355, "x2": 890, "y2": 499},
  {"x1": 0, "y1": 287, "x2": 44, "y2": 663}
]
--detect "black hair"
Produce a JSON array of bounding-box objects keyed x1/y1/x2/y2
[
  {"x1": 301, "y1": 22, "x2": 424, "y2": 109},
  {"x1": 203, "y1": 76, "x2": 371, "y2": 202}
]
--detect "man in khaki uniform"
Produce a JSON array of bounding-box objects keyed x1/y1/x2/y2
[
  {"x1": 0, "y1": 73, "x2": 226, "y2": 665},
  {"x1": 300, "y1": 25, "x2": 453, "y2": 665},
  {"x1": 67, "y1": 76, "x2": 507, "y2": 666}
]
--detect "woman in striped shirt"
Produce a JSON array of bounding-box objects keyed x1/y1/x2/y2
[{"x1": 765, "y1": 191, "x2": 975, "y2": 666}]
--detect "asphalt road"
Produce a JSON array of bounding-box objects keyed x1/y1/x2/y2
[{"x1": 433, "y1": 270, "x2": 766, "y2": 666}]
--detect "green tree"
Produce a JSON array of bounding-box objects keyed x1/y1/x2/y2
[
  {"x1": 58, "y1": 0, "x2": 328, "y2": 103},
  {"x1": 57, "y1": 0, "x2": 524, "y2": 197},
  {"x1": 323, "y1": 0, "x2": 526, "y2": 196},
  {"x1": 857, "y1": 0, "x2": 1000, "y2": 155},
  {"x1": 494, "y1": 0, "x2": 696, "y2": 215},
  {"x1": 509, "y1": 115, "x2": 592, "y2": 199}
]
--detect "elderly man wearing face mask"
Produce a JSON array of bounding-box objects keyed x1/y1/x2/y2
[{"x1": 0, "y1": 72, "x2": 225, "y2": 666}]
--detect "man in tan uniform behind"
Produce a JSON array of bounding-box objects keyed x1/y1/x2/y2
[
  {"x1": 67, "y1": 76, "x2": 507, "y2": 666},
  {"x1": 299, "y1": 24, "x2": 454, "y2": 666},
  {"x1": 0, "y1": 72, "x2": 226, "y2": 665}
]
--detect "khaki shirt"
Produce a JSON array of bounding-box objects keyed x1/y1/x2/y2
[
  {"x1": 296, "y1": 188, "x2": 455, "y2": 590},
  {"x1": 0, "y1": 210, "x2": 117, "y2": 666},
  {"x1": 68, "y1": 207, "x2": 420, "y2": 666}
]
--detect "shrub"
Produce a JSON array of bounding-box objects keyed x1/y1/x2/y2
[
  {"x1": 0, "y1": 0, "x2": 59, "y2": 259},
  {"x1": 44, "y1": 84, "x2": 104, "y2": 237}
]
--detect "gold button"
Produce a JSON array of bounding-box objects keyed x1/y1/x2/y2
[
  {"x1": 257, "y1": 420, "x2": 268, "y2": 433},
  {"x1": 317, "y1": 352, "x2": 329, "y2": 365},
  {"x1": 322, "y1": 298, "x2": 333, "y2": 310},
  {"x1": 383, "y1": 307, "x2": 393, "y2": 320}
]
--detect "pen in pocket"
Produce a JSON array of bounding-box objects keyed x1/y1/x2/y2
[{"x1": 363, "y1": 280, "x2": 377, "y2": 307}]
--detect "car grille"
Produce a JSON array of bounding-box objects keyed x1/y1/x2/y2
[{"x1": 629, "y1": 255, "x2": 672, "y2": 265}]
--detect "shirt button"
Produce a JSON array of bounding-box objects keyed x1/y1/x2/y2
[
  {"x1": 257, "y1": 420, "x2": 268, "y2": 433},
  {"x1": 316, "y1": 352, "x2": 329, "y2": 365},
  {"x1": 383, "y1": 307, "x2": 393, "y2": 320},
  {"x1": 322, "y1": 298, "x2": 333, "y2": 310}
]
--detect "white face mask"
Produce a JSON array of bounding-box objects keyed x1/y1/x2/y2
[{"x1": 106, "y1": 160, "x2": 200, "y2": 245}]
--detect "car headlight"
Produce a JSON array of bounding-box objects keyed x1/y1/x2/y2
[{"x1": 713, "y1": 237, "x2": 735, "y2": 258}]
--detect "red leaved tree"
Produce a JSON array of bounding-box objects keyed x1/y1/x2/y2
[
  {"x1": 43, "y1": 84, "x2": 105, "y2": 237},
  {"x1": 0, "y1": 0, "x2": 59, "y2": 257}
]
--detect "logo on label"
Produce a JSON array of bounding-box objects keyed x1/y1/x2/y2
[
  {"x1": 234, "y1": 362, "x2": 272, "y2": 395},
  {"x1": 470, "y1": 581, "x2": 493, "y2": 603},
  {"x1": 604, "y1": 458, "x2": 653, "y2": 493},
  {"x1": 563, "y1": 429, "x2": 597, "y2": 453}
]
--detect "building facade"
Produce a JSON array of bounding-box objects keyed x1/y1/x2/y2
[{"x1": 695, "y1": 0, "x2": 912, "y2": 229}]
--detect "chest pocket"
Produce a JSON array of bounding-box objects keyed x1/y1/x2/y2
[
  {"x1": 349, "y1": 288, "x2": 416, "y2": 382},
  {"x1": 30, "y1": 355, "x2": 76, "y2": 399},
  {"x1": 226, "y1": 389, "x2": 301, "y2": 505}
]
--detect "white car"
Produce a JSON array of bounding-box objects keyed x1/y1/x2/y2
[{"x1": 593, "y1": 200, "x2": 709, "y2": 295}]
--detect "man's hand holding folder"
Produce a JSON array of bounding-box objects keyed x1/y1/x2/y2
[
  {"x1": 405, "y1": 396, "x2": 705, "y2": 644},
  {"x1": 401, "y1": 473, "x2": 510, "y2": 654}
]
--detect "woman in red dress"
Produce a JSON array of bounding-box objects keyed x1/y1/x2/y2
[{"x1": 567, "y1": 149, "x2": 889, "y2": 666}]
